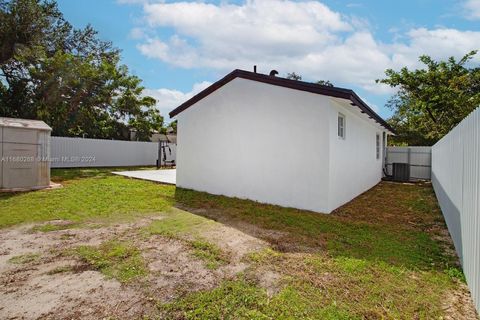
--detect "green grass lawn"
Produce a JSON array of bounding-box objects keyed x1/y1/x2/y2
[
  {"x1": 0, "y1": 168, "x2": 470, "y2": 319},
  {"x1": 75, "y1": 240, "x2": 147, "y2": 283},
  {"x1": 175, "y1": 183, "x2": 456, "y2": 271},
  {"x1": 0, "y1": 167, "x2": 174, "y2": 228}
]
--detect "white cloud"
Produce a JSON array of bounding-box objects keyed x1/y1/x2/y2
[
  {"x1": 144, "y1": 1, "x2": 351, "y2": 34},
  {"x1": 139, "y1": 0, "x2": 351, "y2": 69},
  {"x1": 132, "y1": 0, "x2": 480, "y2": 95},
  {"x1": 463, "y1": 0, "x2": 480, "y2": 20},
  {"x1": 138, "y1": 36, "x2": 199, "y2": 68},
  {"x1": 144, "y1": 81, "x2": 212, "y2": 119},
  {"x1": 390, "y1": 28, "x2": 480, "y2": 68},
  {"x1": 129, "y1": 27, "x2": 146, "y2": 40}
]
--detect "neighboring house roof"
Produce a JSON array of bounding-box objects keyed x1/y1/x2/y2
[
  {"x1": 169, "y1": 69, "x2": 394, "y2": 133},
  {"x1": 151, "y1": 133, "x2": 177, "y2": 143}
]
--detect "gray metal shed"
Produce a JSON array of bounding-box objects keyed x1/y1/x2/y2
[{"x1": 0, "y1": 117, "x2": 52, "y2": 190}]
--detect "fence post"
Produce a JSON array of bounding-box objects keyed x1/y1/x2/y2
[
  {"x1": 407, "y1": 147, "x2": 411, "y2": 167},
  {"x1": 157, "y1": 141, "x2": 161, "y2": 168}
]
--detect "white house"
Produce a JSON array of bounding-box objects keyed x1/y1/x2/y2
[{"x1": 169, "y1": 69, "x2": 394, "y2": 213}]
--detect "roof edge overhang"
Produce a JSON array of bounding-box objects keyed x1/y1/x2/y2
[
  {"x1": 169, "y1": 69, "x2": 395, "y2": 134},
  {"x1": 0, "y1": 117, "x2": 52, "y2": 131}
]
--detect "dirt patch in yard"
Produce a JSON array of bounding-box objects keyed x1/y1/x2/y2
[
  {"x1": 140, "y1": 235, "x2": 219, "y2": 301},
  {"x1": 179, "y1": 205, "x2": 309, "y2": 253},
  {"x1": 0, "y1": 220, "x2": 155, "y2": 319},
  {"x1": 2, "y1": 265, "x2": 149, "y2": 319},
  {"x1": 0, "y1": 217, "x2": 268, "y2": 319},
  {"x1": 443, "y1": 283, "x2": 479, "y2": 320},
  {"x1": 200, "y1": 224, "x2": 269, "y2": 262}
]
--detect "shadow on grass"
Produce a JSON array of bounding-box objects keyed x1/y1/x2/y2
[
  {"x1": 173, "y1": 182, "x2": 458, "y2": 272},
  {"x1": 0, "y1": 192, "x2": 22, "y2": 201}
]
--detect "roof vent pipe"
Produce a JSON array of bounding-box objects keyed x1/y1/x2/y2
[
  {"x1": 269, "y1": 70, "x2": 278, "y2": 77},
  {"x1": 253, "y1": 65, "x2": 257, "y2": 73}
]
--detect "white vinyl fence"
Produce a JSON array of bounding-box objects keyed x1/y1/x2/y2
[
  {"x1": 432, "y1": 107, "x2": 480, "y2": 312},
  {"x1": 51, "y1": 136, "x2": 160, "y2": 168},
  {"x1": 386, "y1": 146, "x2": 432, "y2": 180}
]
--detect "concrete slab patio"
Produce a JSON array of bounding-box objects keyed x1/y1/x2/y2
[{"x1": 112, "y1": 169, "x2": 176, "y2": 185}]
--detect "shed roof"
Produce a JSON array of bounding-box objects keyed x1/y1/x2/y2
[
  {"x1": 0, "y1": 117, "x2": 52, "y2": 131},
  {"x1": 169, "y1": 69, "x2": 394, "y2": 133}
]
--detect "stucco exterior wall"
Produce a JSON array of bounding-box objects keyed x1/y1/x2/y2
[
  {"x1": 176, "y1": 78, "x2": 332, "y2": 212},
  {"x1": 176, "y1": 77, "x2": 387, "y2": 213},
  {"x1": 327, "y1": 99, "x2": 387, "y2": 212}
]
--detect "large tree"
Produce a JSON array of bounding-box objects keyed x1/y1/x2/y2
[
  {"x1": 286, "y1": 72, "x2": 302, "y2": 80},
  {"x1": 378, "y1": 51, "x2": 480, "y2": 146},
  {"x1": 0, "y1": 0, "x2": 162, "y2": 140}
]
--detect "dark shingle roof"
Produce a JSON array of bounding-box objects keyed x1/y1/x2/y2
[{"x1": 169, "y1": 69, "x2": 394, "y2": 133}]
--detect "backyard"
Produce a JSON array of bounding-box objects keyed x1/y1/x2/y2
[{"x1": 0, "y1": 168, "x2": 477, "y2": 319}]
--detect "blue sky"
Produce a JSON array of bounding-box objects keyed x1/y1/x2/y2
[{"x1": 56, "y1": 0, "x2": 480, "y2": 121}]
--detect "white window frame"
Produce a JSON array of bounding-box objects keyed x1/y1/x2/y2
[
  {"x1": 338, "y1": 113, "x2": 346, "y2": 139},
  {"x1": 376, "y1": 133, "x2": 380, "y2": 160}
]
